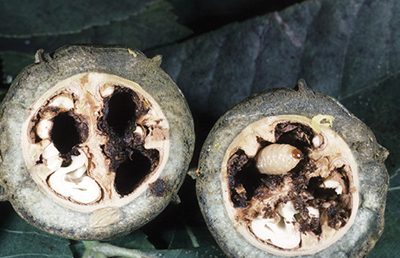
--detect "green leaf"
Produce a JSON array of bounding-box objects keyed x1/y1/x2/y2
[
  {"x1": 89, "y1": 1, "x2": 192, "y2": 51},
  {"x1": 74, "y1": 225, "x2": 225, "y2": 258},
  {"x1": 145, "y1": 246, "x2": 225, "y2": 257},
  {"x1": 0, "y1": 1, "x2": 192, "y2": 54},
  {"x1": 339, "y1": 76, "x2": 400, "y2": 175},
  {"x1": 69, "y1": 231, "x2": 156, "y2": 258},
  {"x1": 80, "y1": 240, "x2": 225, "y2": 258},
  {"x1": 385, "y1": 172, "x2": 400, "y2": 217},
  {"x1": 369, "y1": 215, "x2": 400, "y2": 258},
  {"x1": 108, "y1": 230, "x2": 156, "y2": 250},
  {"x1": 0, "y1": 51, "x2": 35, "y2": 83},
  {"x1": 0, "y1": 52, "x2": 34, "y2": 102},
  {"x1": 0, "y1": 209, "x2": 72, "y2": 257},
  {"x1": 0, "y1": 0, "x2": 157, "y2": 38}
]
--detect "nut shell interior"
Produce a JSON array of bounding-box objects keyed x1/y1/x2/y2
[
  {"x1": 21, "y1": 72, "x2": 170, "y2": 212},
  {"x1": 221, "y1": 115, "x2": 359, "y2": 256},
  {"x1": 196, "y1": 82, "x2": 388, "y2": 258},
  {"x1": 0, "y1": 45, "x2": 195, "y2": 240}
]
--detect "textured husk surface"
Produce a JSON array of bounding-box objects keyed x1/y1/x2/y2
[
  {"x1": 0, "y1": 45, "x2": 195, "y2": 240},
  {"x1": 196, "y1": 82, "x2": 389, "y2": 257}
]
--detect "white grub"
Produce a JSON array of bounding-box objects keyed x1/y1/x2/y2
[
  {"x1": 36, "y1": 119, "x2": 53, "y2": 139},
  {"x1": 49, "y1": 96, "x2": 74, "y2": 110},
  {"x1": 89, "y1": 207, "x2": 123, "y2": 228},
  {"x1": 47, "y1": 151, "x2": 101, "y2": 204},
  {"x1": 251, "y1": 201, "x2": 300, "y2": 249},
  {"x1": 256, "y1": 144, "x2": 303, "y2": 175}
]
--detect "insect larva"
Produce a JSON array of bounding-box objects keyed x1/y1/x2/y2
[{"x1": 256, "y1": 144, "x2": 303, "y2": 175}]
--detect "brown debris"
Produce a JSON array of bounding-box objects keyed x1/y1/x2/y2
[{"x1": 225, "y1": 120, "x2": 355, "y2": 251}]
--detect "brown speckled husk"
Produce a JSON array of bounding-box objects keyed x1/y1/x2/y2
[
  {"x1": 196, "y1": 82, "x2": 389, "y2": 258},
  {"x1": 0, "y1": 45, "x2": 195, "y2": 240}
]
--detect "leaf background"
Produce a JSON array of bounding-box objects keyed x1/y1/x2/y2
[{"x1": 1, "y1": 0, "x2": 399, "y2": 257}]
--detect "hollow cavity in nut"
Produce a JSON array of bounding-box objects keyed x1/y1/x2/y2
[
  {"x1": 21, "y1": 72, "x2": 170, "y2": 213},
  {"x1": 221, "y1": 115, "x2": 358, "y2": 256}
]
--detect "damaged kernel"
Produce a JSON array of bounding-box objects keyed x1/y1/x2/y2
[
  {"x1": 0, "y1": 45, "x2": 194, "y2": 241},
  {"x1": 221, "y1": 115, "x2": 359, "y2": 255},
  {"x1": 22, "y1": 72, "x2": 170, "y2": 212},
  {"x1": 196, "y1": 82, "x2": 388, "y2": 257}
]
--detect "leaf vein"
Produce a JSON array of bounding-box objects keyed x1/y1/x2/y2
[{"x1": 338, "y1": 67, "x2": 400, "y2": 101}]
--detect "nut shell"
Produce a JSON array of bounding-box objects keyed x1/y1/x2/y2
[
  {"x1": 196, "y1": 81, "x2": 389, "y2": 257},
  {"x1": 0, "y1": 45, "x2": 195, "y2": 240}
]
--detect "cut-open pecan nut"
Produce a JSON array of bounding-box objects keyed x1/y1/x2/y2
[
  {"x1": 196, "y1": 81, "x2": 388, "y2": 257},
  {"x1": 0, "y1": 45, "x2": 195, "y2": 240}
]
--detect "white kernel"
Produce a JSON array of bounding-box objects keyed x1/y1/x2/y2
[
  {"x1": 251, "y1": 215, "x2": 300, "y2": 249},
  {"x1": 321, "y1": 180, "x2": 343, "y2": 195},
  {"x1": 47, "y1": 151, "x2": 100, "y2": 204},
  {"x1": 307, "y1": 207, "x2": 320, "y2": 218},
  {"x1": 277, "y1": 201, "x2": 298, "y2": 223},
  {"x1": 49, "y1": 96, "x2": 74, "y2": 110},
  {"x1": 42, "y1": 143, "x2": 62, "y2": 172},
  {"x1": 312, "y1": 135, "x2": 321, "y2": 148},
  {"x1": 99, "y1": 84, "x2": 114, "y2": 98},
  {"x1": 134, "y1": 126, "x2": 144, "y2": 135},
  {"x1": 36, "y1": 119, "x2": 53, "y2": 139},
  {"x1": 42, "y1": 143, "x2": 59, "y2": 160}
]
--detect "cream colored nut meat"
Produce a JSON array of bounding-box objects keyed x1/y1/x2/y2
[
  {"x1": 21, "y1": 72, "x2": 170, "y2": 213},
  {"x1": 221, "y1": 115, "x2": 359, "y2": 256},
  {"x1": 251, "y1": 201, "x2": 301, "y2": 249}
]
